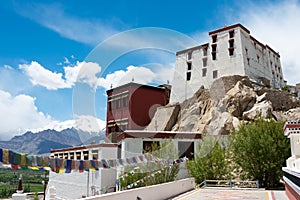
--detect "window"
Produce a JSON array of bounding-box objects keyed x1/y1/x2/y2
[
  {"x1": 202, "y1": 68, "x2": 207, "y2": 77},
  {"x1": 76, "y1": 152, "x2": 81, "y2": 160},
  {"x1": 257, "y1": 55, "x2": 260, "y2": 63},
  {"x1": 212, "y1": 44, "x2": 217, "y2": 52},
  {"x1": 92, "y1": 150, "x2": 98, "y2": 160},
  {"x1": 229, "y1": 48, "x2": 234, "y2": 56},
  {"x1": 186, "y1": 72, "x2": 191, "y2": 81},
  {"x1": 143, "y1": 141, "x2": 160, "y2": 153},
  {"x1": 202, "y1": 58, "x2": 207, "y2": 67},
  {"x1": 211, "y1": 44, "x2": 217, "y2": 60},
  {"x1": 118, "y1": 120, "x2": 128, "y2": 132},
  {"x1": 212, "y1": 35, "x2": 217, "y2": 43},
  {"x1": 178, "y1": 142, "x2": 194, "y2": 160},
  {"x1": 83, "y1": 151, "x2": 89, "y2": 160},
  {"x1": 203, "y1": 47, "x2": 208, "y2": 56},
  {"x1": 187, "y1": 52, "x2": 192, "y2": 60},
  {"x1": 187, "y1": 62, "x2": 192, "y2": 70},
  {"x1": 123, "y1": 96, "x2": 129, "y2": 107},
  {"x1": 116, "y1": 99, "x2": 121, "y2": 109},
  {"x1": 247, "y1": 57, "x2": 250, "y2": 65},
  {"x1": 70, "y1": 152, "x2": 75, "y2": 160},
  {"x1": 229, "y1": 30, "x2": 234, "y2": 38},
  {"x1": 245, "y1": 48, "x2": 248, "y2": 55},
  {"x1": 212, "y1": 52, "x2": 216, "y2": 60},
  {"x1": 213, "y1": 70, "x2": 218, "y2": 79},
  {"x1": 229, "y1": 40, "x2": 234, "y2": 48},
  {"x1": 117, "y1": 144, "x2": 122, "y2": 158}
]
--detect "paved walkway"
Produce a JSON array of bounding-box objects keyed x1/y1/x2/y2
[{"x1": 172, "y1": 188, "x2": 288, "y2": 200}]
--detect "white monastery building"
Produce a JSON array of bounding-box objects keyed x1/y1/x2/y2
[
  {"x1": 170, "y1": 23, "x2": 285, "y2": 103},
  {"x1": 47, "y1": 143, "x2": 118, "y2": 199}
]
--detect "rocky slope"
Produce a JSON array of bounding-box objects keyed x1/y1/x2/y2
[{"x1": 149, "y1": 75, "x2": 300, "y2": 135}]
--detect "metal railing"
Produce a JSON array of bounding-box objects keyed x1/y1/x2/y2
[{"x1": 200, "y1": 179, "x2": 259, "y2": 189}]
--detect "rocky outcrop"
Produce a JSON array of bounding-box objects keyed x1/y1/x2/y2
[
  {"x1": 148, "y1": 75, "x2": 300, "y2": 135},
  {"x1": 145, "y1": 103, "x2": 180, "y2": 131},
  {"x1": 225, "y1": 81, "x2": 257, "y2": 118}
]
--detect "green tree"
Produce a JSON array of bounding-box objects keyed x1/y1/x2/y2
[
  {"x1": 188, "y1": 136, "x2": 229, "y2": 184},
  {"x1": 230, "y1": 118, "x2": 290, "y2": 188}
]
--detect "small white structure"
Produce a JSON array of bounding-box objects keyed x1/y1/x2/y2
[
  {"x1": 47, "y1": 143, "x2": 118, "y2": 199},
  {"x1": 283, "y1": 121, "x2": 300, "y2": 199},
  {"x1": 117, "y1": 130, "x2": 202, "y2": 160},
  {"x1": 117, "y1": 130, "x2": 202, "y2": 179},
  {"x1": 170, "y1": 23, "x2": 285, "y2": 103}
]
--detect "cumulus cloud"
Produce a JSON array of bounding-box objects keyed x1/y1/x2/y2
[
  {"x1": 19, "y1": 61, "x2": 69, "y2": 90},
  {"x1": 98, "y1": 65, "x2": 173, "y2": 89},
  {"x1": 0, "y1": 90, "x2": 53, "y2": 140},
  {"x1": 19, "y1": 61, "x2": 101, "y2": 90},
  {"x1": 236, "y1": 0, "x2": 300, "y2": 85},
  {"x1": 0, "y1": 89, "x2": 106, "y2": 140}
]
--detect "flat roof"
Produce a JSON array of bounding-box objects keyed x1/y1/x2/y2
[
  {"x1": 176, "y1": 43, "x2": 209, "y2": 56},
  {"x1": 209, "y1": 23, "x2": 250, "y2": 35},
  {"x1": 106, "y1": 82, "x2": 169, "y2": 94},
  {"x1": 50, "y1": 143, "x2": 118, "y2": 153},
  {"x1": 117, "y1": 130, "x2": 202, "y2": 143}
]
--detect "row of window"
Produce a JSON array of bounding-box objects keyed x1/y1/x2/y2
[
  {"x1": 187, "y1": 40, "x2": 235, "y2": 62},
  {"x1": 51, "y1": 150, "x2": 97, "y2": 160},
  {"x1": 186, "y1": 70, "x2": 218, "y2": 81},
  {"x1": 107, "y1": 121, "x2": 129, "y2": 133},
  {"x1": 108, "y1": 96, "x2": 129, "y2": 111},
  {"x1": 211, "y1": 29, "x2": 234, "y2": 43}
]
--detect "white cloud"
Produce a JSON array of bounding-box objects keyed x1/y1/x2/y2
[
  {"x1": 74, "y1": 62, "x2": 102, "y2": 89},
  {"x1": 14, "y1": 2, "x2": 123, "y2": 45},
  {"x1": 98, "y1": 65, "x2": 156, "y2": 90},
  {"x1": 64, "y1": 57, "x2": 70, "y2": 64},
  {"x1": 0, "y1": 89, "x2": 105, "y2": 140},
  {"x1": 236, "y1": 0, "x2": 300, "y2": 85},
  {"x1": 19, "y1": 61, "x2": 69, "y2": 90},
  {"x1": 19, "y1": 61, "x2": 101, "y2": 90},
  {"x1": 0, "y1": 90, "x2": 53, "y2": 140}
]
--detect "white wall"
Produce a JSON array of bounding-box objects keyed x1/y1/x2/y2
[
  {"x1": 47, "y1": 146, "x2": 118, "y2": 199},
  {"x1": 82, "y1": 178, "x2": 195, "y2": 200}
]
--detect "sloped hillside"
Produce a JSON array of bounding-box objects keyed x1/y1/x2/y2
[{"x1": 149, "y1": 75, "x2": 300, "y2": 135}]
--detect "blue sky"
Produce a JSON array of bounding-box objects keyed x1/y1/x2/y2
[{"x1": 0, "y1": 0, "x2": 299, "y2": 140}]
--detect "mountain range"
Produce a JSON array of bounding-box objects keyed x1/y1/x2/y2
[{"x1": 0, "y1": 128, "x2": 106, "y2": 155}]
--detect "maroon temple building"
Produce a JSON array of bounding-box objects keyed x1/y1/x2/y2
[{"x1": 106, "y1": 82, "x2": 171, "y2": 141}]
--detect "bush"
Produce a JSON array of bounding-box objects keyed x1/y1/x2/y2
[
  {"x1": 188, "y1": 136, "x2": 229, "y2": 184},
  {"x1": 230, "y1": 118, "x2": 290, "y2": 188}
]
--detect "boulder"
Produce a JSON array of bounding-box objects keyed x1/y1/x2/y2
[
  {"x1": 243, "y1": 100, "x2": 273, "y2": 120},
  {"x1": 225, "y1": 81, "x2": 257, "y2": 118}
]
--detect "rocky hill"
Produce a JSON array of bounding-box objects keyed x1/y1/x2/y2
[
  {"x1": 0, "y1": 128, "x2": 105, "y2": 155},
  {"x1": 147, "y1": 75, "x2": 300, "y2": 135}
]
